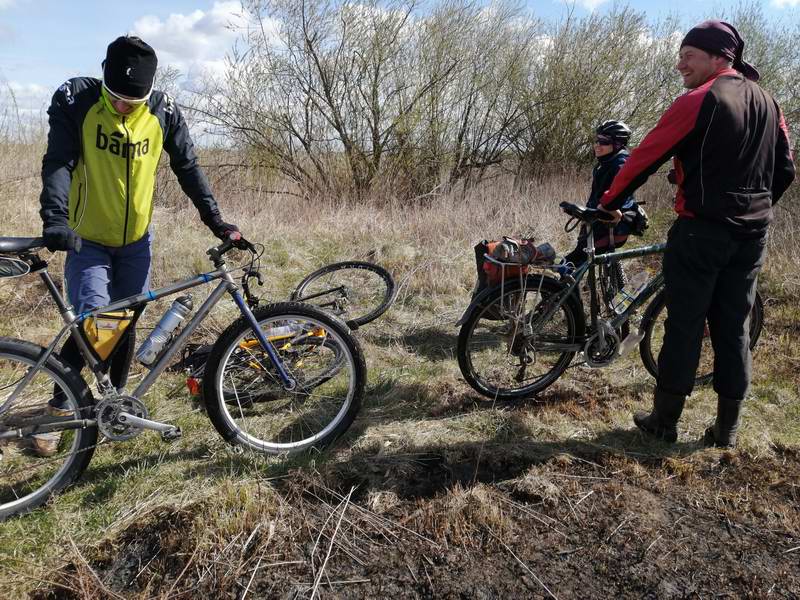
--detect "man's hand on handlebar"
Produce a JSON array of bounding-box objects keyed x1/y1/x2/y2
[{"x1": 598, "y1": 205, "x2": 622, "y2": 224}]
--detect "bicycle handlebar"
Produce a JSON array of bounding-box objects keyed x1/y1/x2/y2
[
  {"x1": 207, "y1": 232, "x2": 256, "y2": 264},
  {"x1": 559, "y1": 202, "x2": 617, "y2": 224}
]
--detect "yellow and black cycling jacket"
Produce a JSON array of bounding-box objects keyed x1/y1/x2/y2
[{"x1": 39, "y1": 77, "x2": 223, "y2": 247}]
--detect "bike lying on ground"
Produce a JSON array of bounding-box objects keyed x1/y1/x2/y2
[
  {"x1": 290, "y1": 260, "x2": 396, "y2": 330},
  {"x1": 175, "y1": 259, "x2": 396, "y2": 380},
  {"x1": 457, "y1": 202, "x2": 763, "y2": 400},
  {"x1": 0, "y1": 234, "x2": 366, "y2": 519}
]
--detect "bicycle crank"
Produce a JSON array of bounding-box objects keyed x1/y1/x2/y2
[
  {"x1": 583, "y1": 329, "x2": 620, "y2": 368},
  {"x1": 95, "y1": 396, "x2": 149, "y2": 441},
  {"x1": 96, "y1": 396, "x2": 182, "y2": 442}
]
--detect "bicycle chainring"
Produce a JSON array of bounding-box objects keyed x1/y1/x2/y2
[
  {"x1": 583, "y1": 330, "x2": 620, "y2": 368},
  {"x1": 95, "y1": 396, "x2": 149, "y2": 441}
]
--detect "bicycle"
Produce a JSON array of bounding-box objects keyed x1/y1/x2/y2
[
  {"x1": 0, "y1": 234, "x2": 366, "y2": 519},
  {"x1": 456, "y1": 202, "x2": 763, "y2": 400},
  {"x1": 175, "y1": 259, "x2": 396, "y2": 382},
  {"x1": 290, "y1": 261, "x2": 396, "y2": 330}
]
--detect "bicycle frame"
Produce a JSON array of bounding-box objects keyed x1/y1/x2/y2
[
  {"x1": 0, "y1": 249, "x2": 297, "y2": 420},
  {"x1": 498, "y1": 227, "x2": 667, "y2": 353}
]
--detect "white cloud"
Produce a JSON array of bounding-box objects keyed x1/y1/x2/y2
[
  {"x1": 574, "y1": 0, "x2": 610, "y2": 11},
  {"x1": 0, "y1": 81, "x2": 49, "y2": 133},
  {"x1": 2, "y1": 81, "x2": 50, "y2": 109},
  {"x1": 130, "y1": 1, "x2": 247, "y2": 85},
  {"x1": 771, "y1": 0, "x2": 800, "y2": 7}
]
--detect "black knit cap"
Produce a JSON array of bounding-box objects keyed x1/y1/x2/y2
[
  {"x1": 103, "y1": 36, "x2": 158, "y2": 99},
  {"x1": 680, "y1": 20, "x2": 760, "y2": 82}
]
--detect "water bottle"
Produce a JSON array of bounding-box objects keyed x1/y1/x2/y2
[
  {"x1": 136, "y1": 295, "x2": 194, "y2": 366},
  {"x1": 612, "y1": 271, "x2": 649, "y2": 315},
  {"x1": 262, "y1": 323, "x2": 301, "y2": 339}
]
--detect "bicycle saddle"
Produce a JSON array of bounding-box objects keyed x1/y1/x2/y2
[
  {"x1": 0, "y1": 237, "x2": 45, "y2": 254},
  {"x1": 559, "y1": 202, "x2": 617, "y2": 224}
]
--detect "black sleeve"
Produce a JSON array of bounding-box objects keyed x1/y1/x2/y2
[
  {"x1": 39, "y1": 84, "x2": 80, "y2": 228},
  {"x1": 589, "y1": 158, "x2": 625, "y2": 208},
  {"x1": 772, "y1": 107, "x2": 795, "y2": 205},
  {"x1": 163, "y1": 100, "x2": 224, "y2": 228}
]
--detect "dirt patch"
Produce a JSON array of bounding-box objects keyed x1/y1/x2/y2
[{"x1": 32, "y1": 446, "x2": 800, "y2": 599}]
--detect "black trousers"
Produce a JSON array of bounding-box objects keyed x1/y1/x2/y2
[{"x1": 657, "y1": 218, "x2": 766, "y2": 400}]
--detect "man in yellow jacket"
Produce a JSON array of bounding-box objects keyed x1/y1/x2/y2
[{"x1": 36, "y1": 36, "x2": 239, "y2": 454}]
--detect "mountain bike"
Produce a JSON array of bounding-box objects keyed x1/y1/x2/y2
[
  {"x1": 0, "y1": 234, "x2": 366, "y2": 519},
  {"x1": 176, "y1": 259, "x2": 396, "y2": 382},
  {"x1": 290, "y1": 261, "x2": 396, "y2": 329},
  {"x1": 457, "y1": 203, "x2": 763, "y2": 400}
]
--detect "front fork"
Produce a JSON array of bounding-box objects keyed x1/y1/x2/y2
[{"x1": 228, "y1": 287, "x2": 297, "y2": 391}]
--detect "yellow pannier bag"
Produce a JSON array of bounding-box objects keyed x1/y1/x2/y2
[{"x1": 83, "y1": 310, "x2": 134, "y2": 360}]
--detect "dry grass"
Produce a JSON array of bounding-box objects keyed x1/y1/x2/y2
[{"x1": 0, "y1": 142, "x2": 798, "y2": 598}]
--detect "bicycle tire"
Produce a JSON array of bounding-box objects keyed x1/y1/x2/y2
[
  {"x1": 457, "y1": 275, "x2": 586, "y2": 400},
  {"x1": 290, "y1": 261, "x2": 396, "y2": 328},
  {"x1": 202, "y1": 302, "x2": 366, "y2": 454},
  {"x1": 0, "y1": 338, "x2": 97, "y2": 520},
  {"x1": 639, "y1": 289, "x2": 764, "y2": 386}
]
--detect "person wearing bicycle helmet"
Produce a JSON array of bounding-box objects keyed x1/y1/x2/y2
[
  {"x1": 34, "y1": 36, "x2": 241, "y2": 456},
  {"x1": 598, "y1": 21, "x2": 795, "y2": 448},
  {"x1": 562, "y1": 120, "x2": 638, "y2": 268}
]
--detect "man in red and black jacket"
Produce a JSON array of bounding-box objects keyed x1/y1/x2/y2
[{"x1": 599, "y1": 21, "x2": 795, "y2": 447}]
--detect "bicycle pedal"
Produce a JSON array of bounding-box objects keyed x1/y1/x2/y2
[{"x1": 160, "y1": 426, "x2": 182, "y2": 442}]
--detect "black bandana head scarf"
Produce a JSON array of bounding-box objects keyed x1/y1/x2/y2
[{"x1": 680, "y1": 20, "x2": 760, "y2": 82}]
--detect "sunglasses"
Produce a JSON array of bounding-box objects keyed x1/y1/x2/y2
[
  {"x1": 102, "y1": 81, "x2": 151, "y2": 105},
  {"x1": 594, "y1": 137, "x2": 613, "y2": 145}
]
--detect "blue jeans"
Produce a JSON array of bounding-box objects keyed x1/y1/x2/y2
[
  {"x1": 56, "y1": 232, "x2": 152, "y2": 401},
  {"x1": 65, "y1": 230, "x2": 152, "y2": 313}
]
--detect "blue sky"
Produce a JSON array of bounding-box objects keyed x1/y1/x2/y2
[{"x1": 1, "y1": 0, "x2": 798, "y2": 122}]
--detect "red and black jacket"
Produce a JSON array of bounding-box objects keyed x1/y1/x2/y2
[{"x1": 601, "y1": 68, "x2": 795, "y2": 234}]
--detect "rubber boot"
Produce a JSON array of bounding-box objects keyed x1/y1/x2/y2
[
  {"x1": 703, "y1": 396, "x2": 742, "y2": 448},
  {"x1": 633, "y1": 389, "x2": 687, "y2": 443}
]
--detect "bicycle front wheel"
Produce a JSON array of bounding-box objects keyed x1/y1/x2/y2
[
  {"x1": 457, "y1": 276, "x2": 585, "y2": 400},
  {"x1": 0, "y1": 338, "x2": 97, "y2": 520},
  {"x1": 639, "y1": 289, "x2": 764, "y2": 386},
  {"x1": 203, "y1": 302, "x2": 366, "y2": 454},
  {"x1": 291, "y1": 261, "x2": 396, "y2": 328}
]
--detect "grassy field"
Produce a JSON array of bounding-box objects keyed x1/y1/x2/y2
[{"x1": 0, "y1": 145, "x2": 798, "y2": 598}]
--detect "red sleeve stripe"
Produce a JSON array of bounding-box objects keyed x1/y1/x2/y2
[{"x1": 601, "y1": 78, "x2": 714, "y2": 210}]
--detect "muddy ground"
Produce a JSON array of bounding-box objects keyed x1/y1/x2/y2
[{"x1": 31, "y1": 439, "x2": 800, "y2": 599}]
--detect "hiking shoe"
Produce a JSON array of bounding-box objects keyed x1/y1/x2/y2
[{"x1": 31, "y1": 405, "x2": 72, "y2": 458}]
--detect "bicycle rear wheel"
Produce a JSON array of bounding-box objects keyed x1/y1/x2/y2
[
  {"x1": 203, "y1": 302, "x2": 366, "y2": 454},
  {"x1": 639, "y1": 289, "x2": 764, "y2": 386},
  {"x1": 291, "y1": 261, "x2": 396, "y2": 328},
  {"x1": 457, "y1": 276, "x2": 585, "y2": 400},
  {"x1": 0, "y1": 338, "x2": 97, "y2": 520}
]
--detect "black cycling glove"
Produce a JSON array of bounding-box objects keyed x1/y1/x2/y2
[
  {"x1": 208, "y1": 218, "x2": 240, "y2": 241},
  {"x1": 42, "y1": 225, "x2": 82, "y2": 252}
]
